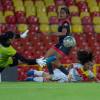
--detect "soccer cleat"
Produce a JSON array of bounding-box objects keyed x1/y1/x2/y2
[{"x1": 36, "y1": 57, "x2": 47, "y2": 68}]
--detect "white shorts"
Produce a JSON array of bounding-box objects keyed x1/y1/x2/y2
[{"x1": 53, "y1": 69, "x2": 68, "y2": 82}]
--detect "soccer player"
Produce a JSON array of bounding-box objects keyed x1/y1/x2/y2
[
  {"x1": 67, "y1": 50, "x2": 95, "y2": 82},
  {"x1": 0, "y1": 31, "x2": 46, "y2": 82},
  {"x1": 26, "y1": 50, "x2": 97, "y2": 82},
  {"x1": 41, "y1": 7, "x2": 76, "y2": 79}
]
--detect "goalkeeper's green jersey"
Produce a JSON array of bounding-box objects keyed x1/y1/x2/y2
[{"x1": 0, "y1": 45, "x2": 16, "y2": 68}]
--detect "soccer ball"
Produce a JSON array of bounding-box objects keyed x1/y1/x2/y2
[{"x1": 63, "y1": 36, "x2": 76, "y2": 47}]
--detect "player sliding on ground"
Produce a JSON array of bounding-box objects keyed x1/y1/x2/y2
[
  {"x1": 0, "y1": 31, "x2": 46, "y2": 82},
  {"x1": 26, "y1": 50, "x2": 99, "y2": 82}
]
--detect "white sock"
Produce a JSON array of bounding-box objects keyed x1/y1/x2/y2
[
  {"x1": 33, "y1": 77, "x2": 44, "y2": 82},
  {"x1": 34, "y1": 70, "x2": 44, "y2": 76},
  {"x1": 0, "y1": 73, "x2": 1, "y2": 82}
]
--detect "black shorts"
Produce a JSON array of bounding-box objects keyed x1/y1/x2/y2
[{"x1": 52, "y1": 43, "x2": 72, "y2": 56}]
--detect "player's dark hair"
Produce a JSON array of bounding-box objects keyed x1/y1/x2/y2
[
  {"x1": 77, "y1": 50, "x2": 93, "y2": 65},
  {"x1": 60, "y1": 7, "x2": 70, "y2": 15},
  {"x1": 0, "y1": 31, "x2": 20, "y2": 47}
]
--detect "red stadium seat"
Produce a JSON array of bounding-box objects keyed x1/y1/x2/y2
[
  {"x1": 47, "y1": 5, "x2": 56, "y2": 12},
  {"x1": 82, "y1": 16, "x2": 92, "y2": 25},
  {"x1": 55, "y1": 0, "x2": 65, "y2": 6},
  {"x1": 91, "y1": 12, "x2": 100, "y2": 17},
  {"x1": 15, "y1": 11, "x2": 25, "y2": 18},
  {"x1": 29, "y1": 24, "x2": 39, "y2": 33},
  {"x1": 5, "y1": 15, "x2": 16, "y2": 24},
  {"x1": 27, "y1": 16, "x2": 39, "y2": 24},
  {"x1": 17, "y1": 16, "x2": 26, "y2": 24},
  {"x1": 6, "y1": 24, "x2": 17, "y2": 32},
  {"x1": 83, "y1": 25, "x2": 94, "y2": 33},
  {"x1": 65, "y1": 0, "x2": 75, "y2": 7},
  {"x1": 0, "y1": 24, "x2": 6, "y2": 33},
  {"x1": 76, "y1": 1, "x2": 88, "y2": 12},
  {"x1": 49, "y1": 16, "x2": 58, "y2": 24}
]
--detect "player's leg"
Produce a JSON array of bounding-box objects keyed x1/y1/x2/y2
[
  {"x1": 27, "y1": 70, "x2": 44, "y2": 77},
  {"x1": 53, "y1": 69, "x2": 69, "y2": 82},
  {"x1": 51, "y1": 52, "x2": 69, "y2": 75}
]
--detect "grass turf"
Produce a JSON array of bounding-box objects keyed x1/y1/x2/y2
[{"x1": 0, "y1": 82, "x2": 100, "y2": 100}]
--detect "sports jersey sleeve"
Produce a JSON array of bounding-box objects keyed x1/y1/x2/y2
[{"x1": 6, "y1": 46, "x2": 16, "y2": 56}]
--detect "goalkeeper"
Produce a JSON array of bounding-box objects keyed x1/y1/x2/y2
[{"x1": 0, "y1": 31, "x2": 46, "y2": 76}]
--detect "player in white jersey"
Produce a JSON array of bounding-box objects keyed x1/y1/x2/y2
[{"x1": 25, "y1": 50, "x2": 98, "y2": 82}]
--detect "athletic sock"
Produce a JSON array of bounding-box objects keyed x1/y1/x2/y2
[
  {"x1": 46, "y1": 55, "x2": 56, "y2": 63},
  {"x1": 47, "y1": 63, "x2": 54, "y2": 74}
]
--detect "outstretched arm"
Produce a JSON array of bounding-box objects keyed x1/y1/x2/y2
[
  {"x1": 11, "y1": 53, "x2": 37, "y2": 66},
  {"x1": 11, "y1": 53, "x2": 46, "y2": 67}
]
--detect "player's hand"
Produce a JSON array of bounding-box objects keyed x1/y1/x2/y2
[
  {"x1": 20, "y1": 30, "x2": 29, "y2": 38},
  {"x1": 36, "y1": 57, "x2": 47, "y2": 68}
]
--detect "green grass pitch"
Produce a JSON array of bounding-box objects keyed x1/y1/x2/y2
[{"x1": 0, "y1": 82, "x2": 100, "y2": 100}]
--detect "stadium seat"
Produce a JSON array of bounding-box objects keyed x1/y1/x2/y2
[
  {"x1": 71, "y1": 16, "x2": 81, "y2": 24},
  {"x1": 94, "y1": 25, "x2": 100, "y2": 33},
  {"x1": 24, "y1": 0, "x2": 33, "y2": 8},
  {"x1": 49, "y1": 16, "x2": 58, "y2": 24},
  {"x1": 47, "y1": 5, "x2": 56, "y2": 12},
  {"x1": 15, "y1": 11, "x2": 25, "y2": 18},
  {"x1": 80, "y1": 12, "x2": 90, "y2": 18},
  {"x1": 81, "y1": 16, "x2": 92, "y2": 25},
  {"x1": 83, "y1": 25, "x2": 94, "y2": 33},
  {"x1": 93, "y1": 17, "x2": 100, "y2": 25},
  {"x1": 72, "y1": 24, "x2": 83, "y2": 33},
  {"x1": 4, "y1": 11, "x2": 14, "y2": 18},
  {"x1": 26, "y1": 6, "x2": 36, "y2": 17},
  {"x1": 44, "y1": 0, "x2": 55, "y2": 7},
  {"x1": 6, "y1": 24, "x2": 17, "y2": 32},
  {"x1": 48, "y1": 12, "x2": 57, "y2": 18},
  {"x1": 27, "y1": 16, "x2": 38, "y2": 24},
  {"x1": 5, "y1": 15, "x2": 16, "y2": 24},
  {"x1": 17, "y1": 24, "x2": 28, "y2": 33},
  {"x1": 29, "y1": 24, "x2": 39, "y2": 33},
  {"x1": 75, "y1": 0, "x2": 85, "y2": 3},
  {"x1": 76, "y1": 1, "x2": 88, "y2": 12},
  {"x1": 65, "y1": 0, "x2": 75, "y2": 7},
  {"x1": 0, "y1": 11, "x2": 5, "y2": 23},
  {"x1": 89, "y1": 6, "x2": 99, "y2": 13},
  {"x1": 0, "y1": 24, "x2": 6, "y2": 33},
  {"x1": 17, "y1": 16, "x2": 26, "y2": 24},
  {"x1": 55, "y1": 0, "x2": 65, "y2": 7},
  {"x1": 69, "y1": 5, "x2": 79, "y2": 16},
  {"x1": 50, "y1": 24, "x2": 58, "y2": 33},
  {"x1": 40, "y1": 24, "x2": 50, "y2": 33}
]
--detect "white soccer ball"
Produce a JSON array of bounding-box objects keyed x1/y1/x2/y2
[{"x1": 63, "y1": 36, "x2": 76, "y2": 47}]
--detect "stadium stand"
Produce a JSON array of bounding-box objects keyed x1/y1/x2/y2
[{"x1": 0, "y1": 0, "x2": 100, "y2": 80}]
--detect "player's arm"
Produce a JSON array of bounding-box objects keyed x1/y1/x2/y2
[
  {"x1": 11, "y1": 53, "x2": 46, "y2": 67},
  {"x1": 54, "y1": 22, "x2": 70, "y2": 36}
]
